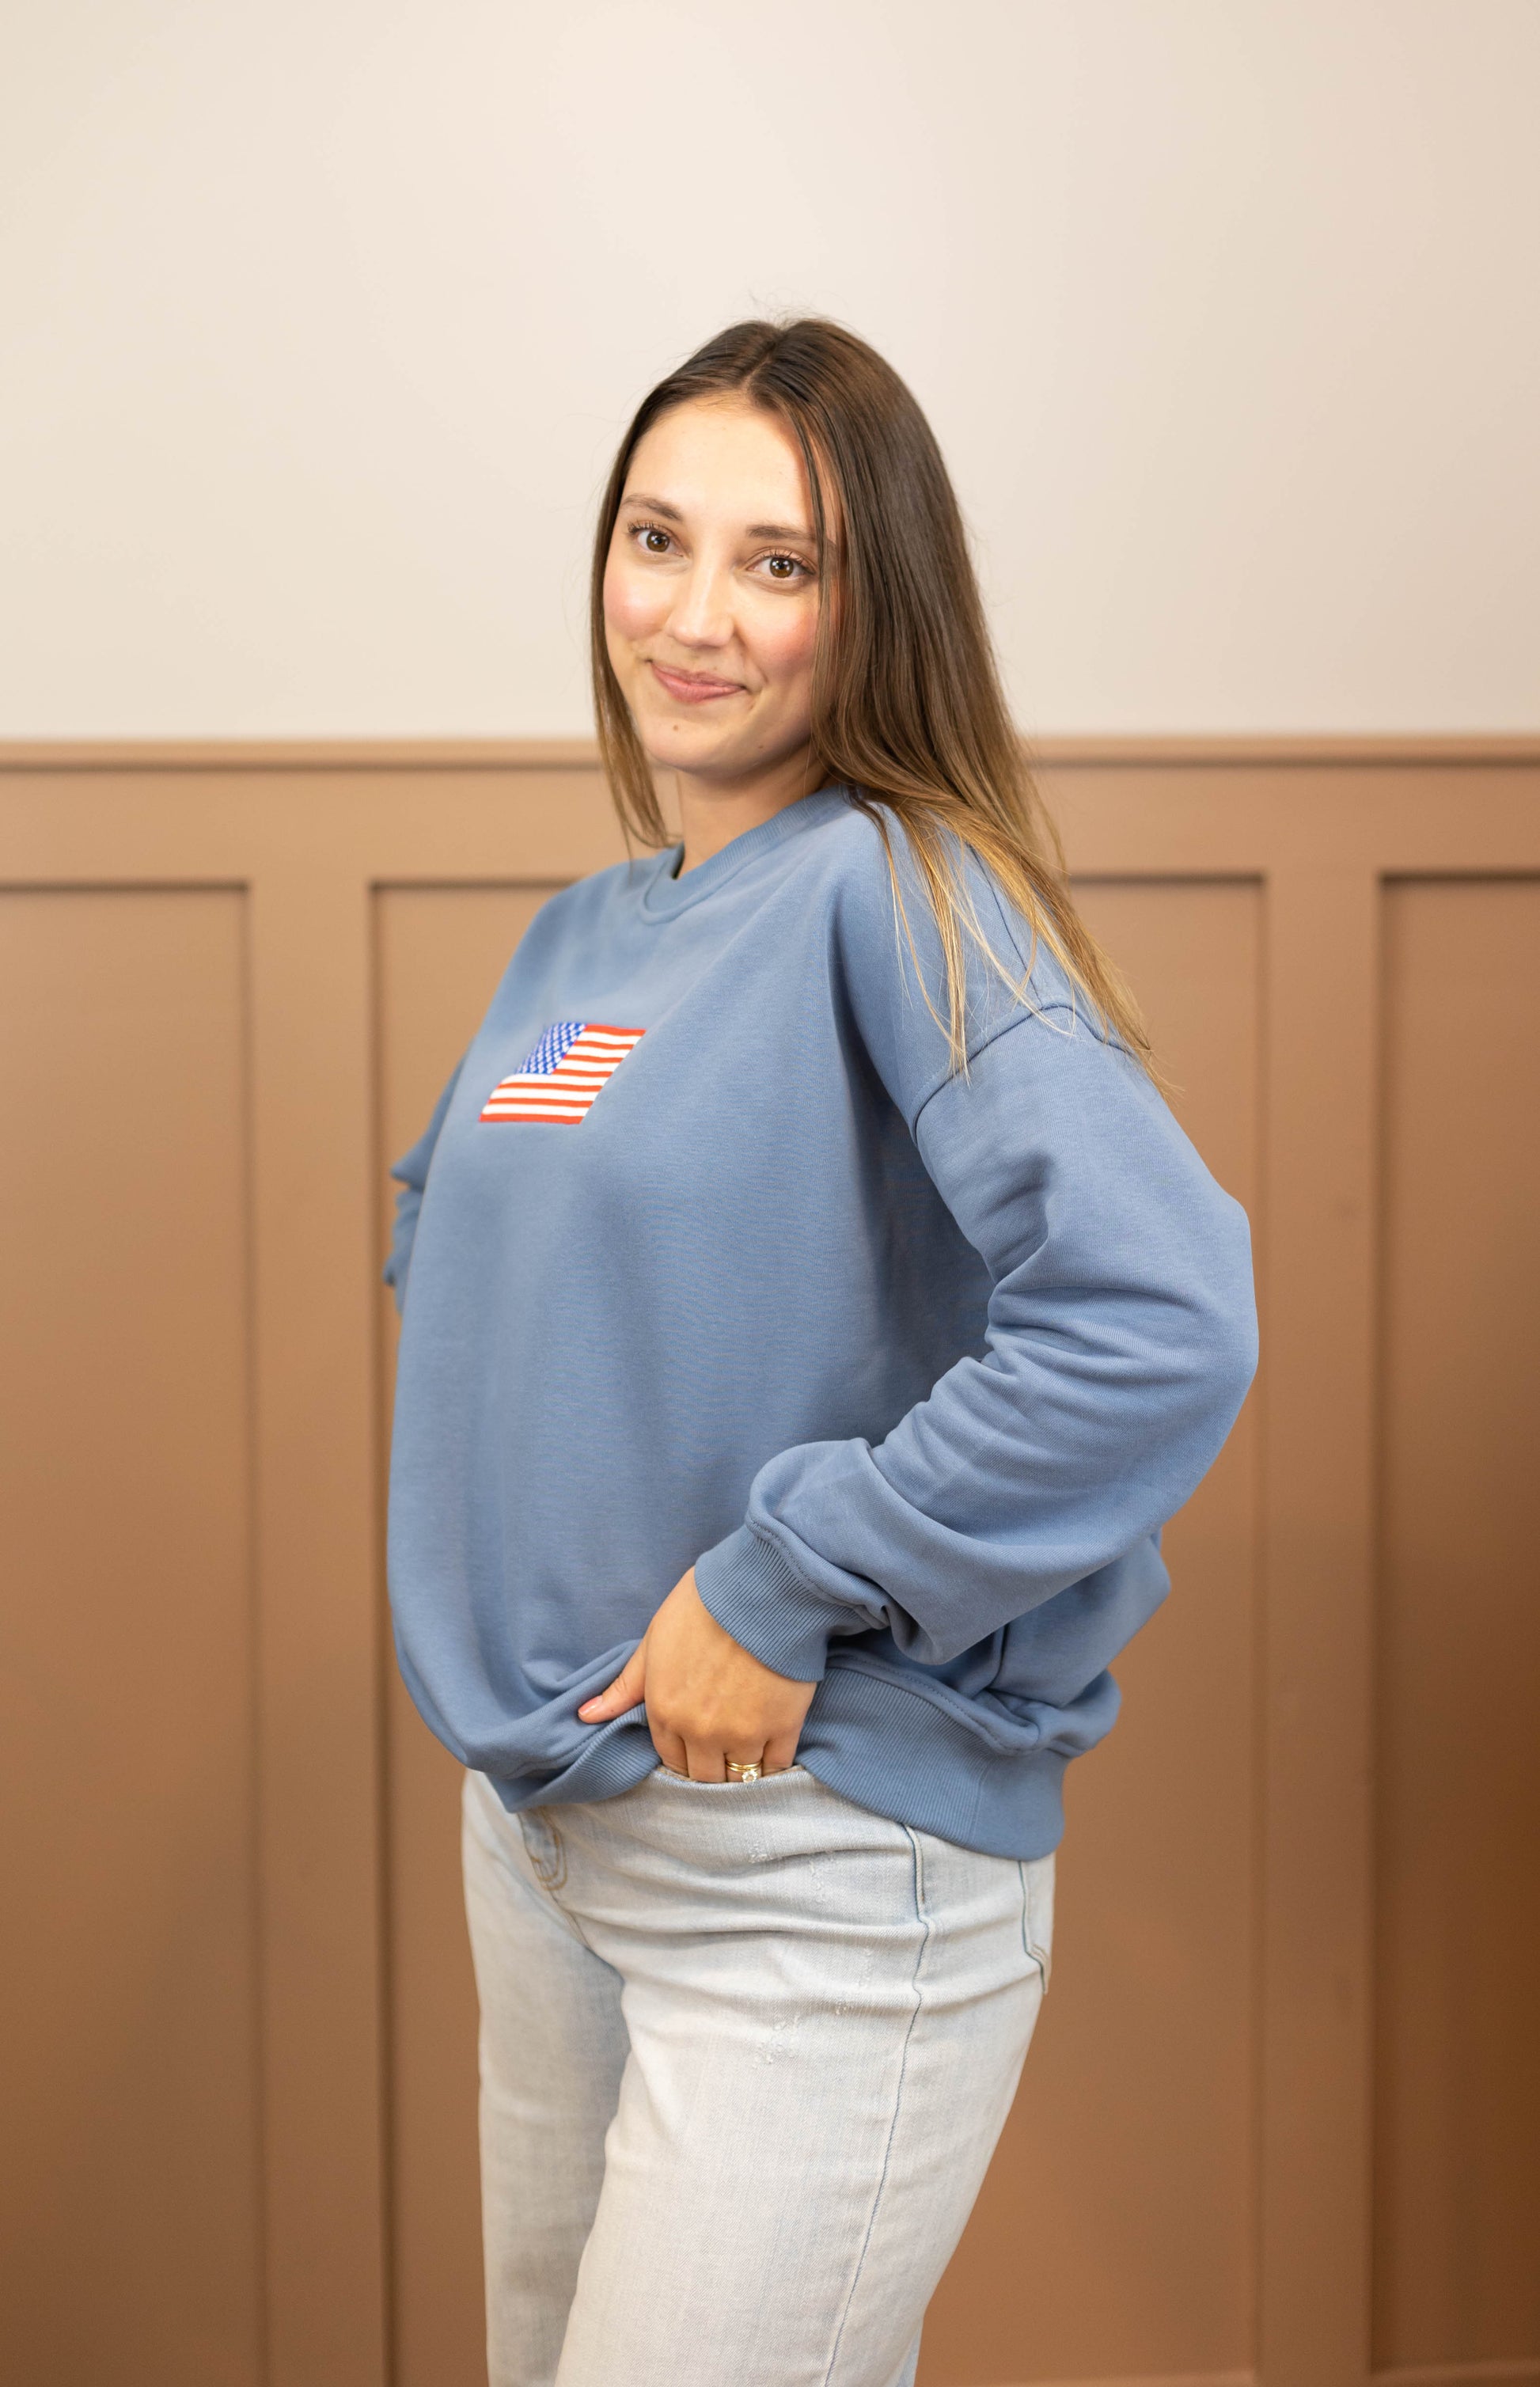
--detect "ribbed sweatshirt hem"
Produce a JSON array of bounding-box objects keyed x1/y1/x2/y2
[
  {"x1": 480, "y1": 1656, "x2": 1070, "y2": 1861},
  {"x1": 692, "y1": 1523, "x2": 849, "y2": 1681}
]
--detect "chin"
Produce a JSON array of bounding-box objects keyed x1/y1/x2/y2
[{"x1": 635, "y1": 713, "x2": 741, "y2": 777}]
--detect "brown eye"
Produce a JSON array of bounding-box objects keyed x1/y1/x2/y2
[
  {"x1": 642, "y1": 528, "x2": 670, "y2": 554},
  {"x1": 766, "y1": 554, "x2": 801, "y2": 579}
]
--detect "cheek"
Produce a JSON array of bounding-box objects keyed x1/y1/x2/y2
[
  {"x1": 603, "y1": 553, "x2": 666, "y2": 646},
  {"x1": 746, "y1": 598, "x2": 819, "y2": 708}
]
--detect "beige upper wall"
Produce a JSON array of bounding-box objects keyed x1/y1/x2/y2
[{"x1": 2, "y1": 0, "x2": 1536, "y2": 739}]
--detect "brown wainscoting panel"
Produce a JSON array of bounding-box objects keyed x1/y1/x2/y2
[
  {"x1": 374, "y1": 885, "x2": 567, "y2": 2387},
  {"x1": 1375, "y1": 880, "x2": 1540, "y2": 2371},
  {"x1": 921, "y1": 879, "x2": 1264, "y2": 2384},
  {"x1": 0, "y1": 887, "x2": 262, "y2": 2386},
  {"x1": 2, "y1": 739, "x2": 1538, "y2": 2387}
]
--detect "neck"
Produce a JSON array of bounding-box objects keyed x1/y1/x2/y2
[{"x1": 673, "y1": 747, "x2": 821, "y2": 875}]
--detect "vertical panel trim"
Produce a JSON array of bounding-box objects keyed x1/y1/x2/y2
[
  {"x1": 238, "y1": 885, "x2": 273, "y2": 2387},
  {"x1": 1259, "y1": 867, "x2": 1380, "y2": 2387},
  {"x1": 250, "y1": 862, "x2": 388, "y2": 2387}
]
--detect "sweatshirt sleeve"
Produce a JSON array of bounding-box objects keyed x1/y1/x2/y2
[
  {"x1": 692, "y1": 849, "x2": 1258, "y2": 1682},
  {"x1": 382, "y1": 1059, "x2": 464, "y2": 1315}
]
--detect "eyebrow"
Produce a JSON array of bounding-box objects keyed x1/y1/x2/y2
[{"x1": 620, "y1": 491, "x2": 815, "y2": 545}]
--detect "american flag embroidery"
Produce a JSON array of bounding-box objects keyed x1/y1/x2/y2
[{"x1": 479, "y1": 1021, "x2": 646, "y2": 1125}]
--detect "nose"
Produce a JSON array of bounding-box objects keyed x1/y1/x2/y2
[{"x1": 665, "y1": 556, "x2": 734, "y2": 652}]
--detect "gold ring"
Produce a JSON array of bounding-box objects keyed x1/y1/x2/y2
[{"x1": 725, "y1": 1759, "x2": 762, "y2": 1783}]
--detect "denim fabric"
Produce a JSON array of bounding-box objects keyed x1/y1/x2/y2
[{"x1": 462, "y1": 1763, "x2": 1053, "y2": 2387}]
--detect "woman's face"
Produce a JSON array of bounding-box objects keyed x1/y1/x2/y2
[{"x1": 603, "y1": 397, "x2": 821, "y2": 791}]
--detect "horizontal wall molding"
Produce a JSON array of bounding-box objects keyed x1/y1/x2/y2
[{"x1": 2, "y1": 733, "x2": 1538, "y2": 774}]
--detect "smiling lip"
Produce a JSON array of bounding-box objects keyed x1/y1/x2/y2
[{"x1": 648, "y1": 660, "x2": 743, "y2": 704}]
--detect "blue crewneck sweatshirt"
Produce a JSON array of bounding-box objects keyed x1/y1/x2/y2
[{"x1": 385, "y1": 787, "x2": 1257, "y2": 1858}]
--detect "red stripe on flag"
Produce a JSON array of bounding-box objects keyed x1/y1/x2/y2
[{"x1": 478, "y1": 1023, "x2": 645, "y2": 1121}]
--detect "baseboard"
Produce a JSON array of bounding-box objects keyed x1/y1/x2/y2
[
  {"x1": 1374, "y1": 2362, "x2": 1540, "y2": 2385},
  {"x1": 979, "y1": 2368, "x2": 1537, "y2": 2387},
  {"x1": 977, "y1": 2370, "x2": 1255, "y2": 2387}
]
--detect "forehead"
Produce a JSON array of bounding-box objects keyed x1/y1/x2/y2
[{"x1": 624, "y1": 398, "x2": 812, "y2": 528}]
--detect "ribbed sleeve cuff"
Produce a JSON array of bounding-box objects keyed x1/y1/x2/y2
[{"x1": 692, "y1": 1524, "x2": 846, "y2": 1683}]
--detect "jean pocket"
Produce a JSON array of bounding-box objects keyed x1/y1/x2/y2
[
  {"x1": 1019, "y1": 1852, "x2": 1055, "y2": 1990},
  {"x1": 655, "y1": 1763, "x2": 807, "y2": 1791}
]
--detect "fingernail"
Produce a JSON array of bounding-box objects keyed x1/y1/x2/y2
[{"x1": 578, "y1": 1700, "x2": 601, "y2": 1718}]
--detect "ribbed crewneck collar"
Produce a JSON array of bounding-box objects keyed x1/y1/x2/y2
[{"x1": 638, "y1": 785, "x2": 850, "y2": 920}]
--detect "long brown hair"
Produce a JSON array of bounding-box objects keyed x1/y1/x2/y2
[{"x1": 590, "y1": 317, "x2": 1152, "y2": 1074}]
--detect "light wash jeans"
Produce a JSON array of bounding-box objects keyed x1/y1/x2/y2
[{"x1": 462, "y1": 1762, "x2": 1053, "y2": 2387}]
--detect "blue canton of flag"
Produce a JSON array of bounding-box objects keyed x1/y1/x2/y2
[{"x1": 523, "y1": 1020, "x2": 586, "y2": 1074}]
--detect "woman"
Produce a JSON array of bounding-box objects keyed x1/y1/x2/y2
[{"x1": 385, "y1": 318, "x2": 1257, "y2": 2387}]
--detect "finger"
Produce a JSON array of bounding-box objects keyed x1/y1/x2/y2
[
  {"x1": 577, "y1": 1648, "x2": 646, "y2": 1722},
  {"x1": 650, "y1": 1721, "x2": 688, "y2": 1776},
  {"x1": 685, "y1": 1740, "x2": 727, "y2": 1784},
  {"x1": 760, "y1": 1731, "x2": 801, "y2": 1776}
]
